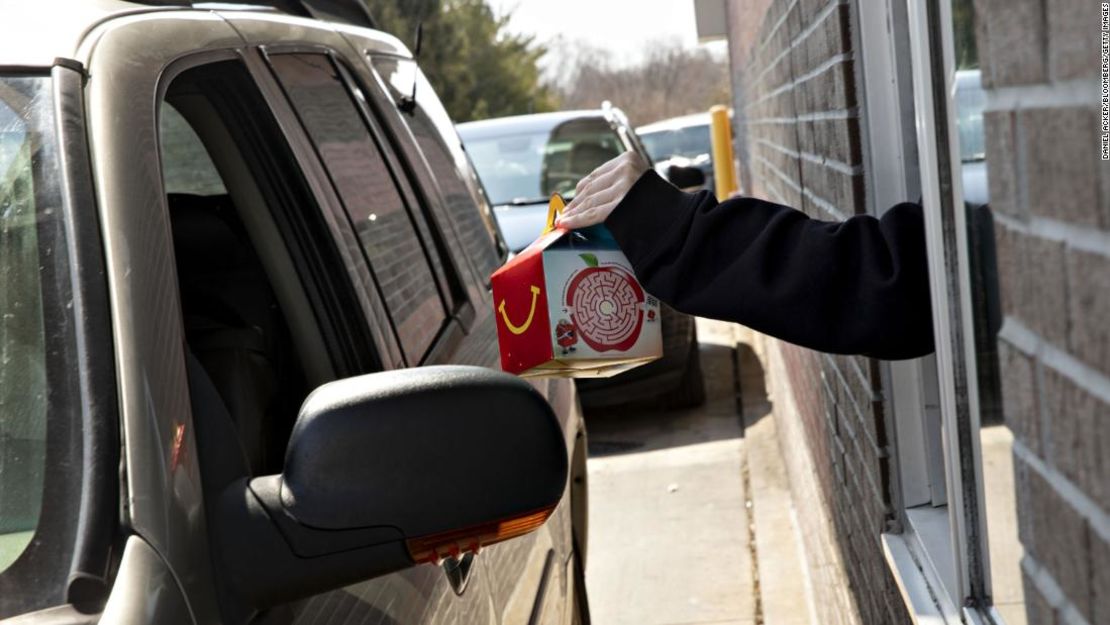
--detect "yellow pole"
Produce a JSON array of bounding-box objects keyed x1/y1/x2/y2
[{"x1": 709, "y1": 105, "x2": 738, "y2": 199}]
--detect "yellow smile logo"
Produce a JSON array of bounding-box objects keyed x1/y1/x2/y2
[{"x1": 498, "y1": 285, "x2": 542, "y2": 335}]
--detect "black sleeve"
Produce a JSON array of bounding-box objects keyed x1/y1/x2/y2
[{"x1": 604, "y1": 170, "x2": 934, "y2": 360}]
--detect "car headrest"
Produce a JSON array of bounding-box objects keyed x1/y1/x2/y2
[{"x1": 569, "y1": 142, "x2": 620, "y2": 173}]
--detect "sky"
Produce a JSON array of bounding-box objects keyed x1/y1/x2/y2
[{"x1": 488, "y1": 0, "x2": 728, "y2": 76}]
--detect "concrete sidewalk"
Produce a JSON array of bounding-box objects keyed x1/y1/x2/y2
[{"x1": 583, "y1": 319, "x2": 815, "y2": 625}]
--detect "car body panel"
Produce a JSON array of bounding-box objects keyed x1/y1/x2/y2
[
  {"x1": 37, "y1": 6, "x2": 585, "y2": 625},
  {"x1": 491, "y1": 202, "x2": 550, "y2": 251},
  {"x1": 83, "y1": 13, "x2": 246, "y2": 624},
  {"x1": 99, "y1": 536, "x2": 196, "y2": 625}
]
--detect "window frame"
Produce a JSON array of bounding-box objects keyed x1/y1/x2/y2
[
  {"x1": 365, "y1": 53, "x2": 506, "y2": 292},
  {"x1": 260, "y1": 45, "x2": 469, "y2": 367},
  {"x1": 856, "y1": 0, "x2": 998, "y2": 622},
  {"x1": 235, "y1": 45, "x2": 407, "y2": 370},
  {"x1": 906, "y1": 0, "x2": 995, "y2": 620}
]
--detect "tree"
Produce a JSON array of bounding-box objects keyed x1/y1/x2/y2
[
  {"x1": 367, "y1": 0, "x2": 556, "y2": 122},
  {"x1": 551, "y1": 38, "x2": 730, "y2": 127}
]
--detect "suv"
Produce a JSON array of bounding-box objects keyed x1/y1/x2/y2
[
  {"x1": 0, "y1": 3, "x2": 589, "y2": 624},
  {"x1": 458, "y1": 110, "x2": 706, "y2": 409}
]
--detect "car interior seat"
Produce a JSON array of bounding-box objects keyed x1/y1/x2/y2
[
  {"x1": 568, "y1": 141, "x2": 621, "y2": 176},
  {"x1": 169, "y1": 193, "x2": 302, "y2": 476}
]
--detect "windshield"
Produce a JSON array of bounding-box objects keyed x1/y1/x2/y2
[
  {"x1": 0, "y1": 75, "x2": 85, "y2": 617},
  {"x1": 464, "y1": 118, "x2": 624, "y2": 205},
  {"x1": 639, "y1": 123, "x2": 712, "y2": 162}
]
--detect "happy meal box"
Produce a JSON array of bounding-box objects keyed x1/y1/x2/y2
[{"x1": 491, "y1": 195, "x2": 663, "y2": 378}]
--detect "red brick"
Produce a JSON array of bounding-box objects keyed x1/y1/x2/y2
[
  {"x1": 1046, "y1": 0, "x2": 1098, "y2": 81},
  {"x1": 1024, "y1": 235, "x2": 1068, "y2": 347},
  {"x1": 1026, "y1": 464, "x2": 1092, "y2": 616},
  {"x1": 1093, "y1": 530, "x2": 1110, "y2": 625},
  {"x1": 983, "y1": 110, "x2": 1021, "y2": 220},
  {"x1": 997, "y1": 339, "x2": 1041, "y2": 454},
  {"x1": 974, "y1": 0, "x2": 1047, "y2": 86},
  {"x1": 1066, "y1": 248, "x2": 1110, "y2": 377},
  {"x1": 1043, "y1": 365, "x2": 1110, "y2": 512},
  {"x1": 1021, "y1": 107, "x2": 1103, "y2": 229},
  {"x1": 1021, "y1": 570, "x2": 1058, "y2": 625},
  {"x1": 993, "y1": 222, "x2": 1021, "y2": 317}
]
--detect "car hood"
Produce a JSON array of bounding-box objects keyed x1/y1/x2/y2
[{"x1": 492, "y1": 202, "x2": 551, "y2": 252}]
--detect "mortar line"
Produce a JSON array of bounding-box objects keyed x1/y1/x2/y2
[{"x1": 734, "y1": 344, "x2": 765, "y2": 625}]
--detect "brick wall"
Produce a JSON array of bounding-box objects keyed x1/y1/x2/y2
[
  {"x1": 976, "y1": 0, "x2": 1110, "y2": 621},
  {"x1": 725, "y1": 1, "x2": 909, "y2": 623}
]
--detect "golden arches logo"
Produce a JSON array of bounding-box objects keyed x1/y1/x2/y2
[{"x1": 498, "y1": 285, "x2": 542, "y2": 335}]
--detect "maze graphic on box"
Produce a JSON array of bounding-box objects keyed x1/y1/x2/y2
[{"x1": 564, "y1": 264, "x2": 645, "y2": 352}]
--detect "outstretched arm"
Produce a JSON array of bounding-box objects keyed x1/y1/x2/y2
[{"x1": 558, "y1": 153, "x2": 933, "y2": 360}]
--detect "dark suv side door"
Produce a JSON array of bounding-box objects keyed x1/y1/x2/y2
[
  {"x1": 357, "y1": 52, "x2": 578, "y2": 625},
  {"x1": 254, "y1": 49, "x2": 502, "y2": 624}
]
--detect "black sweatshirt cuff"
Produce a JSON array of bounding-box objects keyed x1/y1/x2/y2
[{"x1": 605, "y1": 170, "x2": 700, "y2": 261}]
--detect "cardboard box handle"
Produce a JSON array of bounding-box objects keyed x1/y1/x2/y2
[{"x1": 541, "y1": 194, "x2": 567, "y2": 236}]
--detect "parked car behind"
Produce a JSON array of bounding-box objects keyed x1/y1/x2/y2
[
  {"x1": 458, "y1": 110, "x2": 706, "y2": 409},
  {"x1": 0, "y1": 2, "x2": 589, "y2": 624},
  {"x1": 637, "y1": 112, "x2": 716, "y2": 193}
]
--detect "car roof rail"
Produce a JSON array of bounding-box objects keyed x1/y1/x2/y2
[{"x1": 135, "y1": 0, "x2": 377, "y2": 28}]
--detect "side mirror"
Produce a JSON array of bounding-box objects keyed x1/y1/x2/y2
[
  {"x1": 666, "y1": 164, "x2": 706, "y2": 190},
  {"x1": 214, "y1": 366, "x2": 567, "y2": 609}
]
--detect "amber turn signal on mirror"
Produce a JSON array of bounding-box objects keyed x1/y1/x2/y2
[{"x1": 406, "y1": 505, "x2": 557, "y2": 564}]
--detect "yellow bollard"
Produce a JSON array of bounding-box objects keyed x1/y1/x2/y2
[{"x1": 709, "y1": 105, "x2": 738, "y2": 200}]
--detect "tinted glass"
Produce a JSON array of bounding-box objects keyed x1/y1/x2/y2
[
  {"x1": 160, "y1": 103, "x2": 227, "y2": 195},
  {"x1": 271, "y1": 54, "x2": 447, "y2": 365},
  {"x1": 463, "y1": 118, "x2": 623, "y2": 204},
  {"x1": 0, "y1": 75, "x2": 84, "y2": 617},
  {"x1": 372, "y1": 56, "x2": 503, "y2": 278}
]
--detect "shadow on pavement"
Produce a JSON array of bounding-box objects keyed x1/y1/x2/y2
[
  {"x1": 584, "y1": 341, "x2": 772, "y2": 458},
  {"x1": 736, "y1": 342, "x2": 772, "y2": 426}
]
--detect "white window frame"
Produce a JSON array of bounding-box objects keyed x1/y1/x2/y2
[{"x1": 856, "y1": 0, "x2": 999, "y2": 622}]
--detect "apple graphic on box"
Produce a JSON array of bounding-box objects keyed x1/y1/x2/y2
[{"x1": 564, "y1": 253, "x2": 646, "y2": 352}]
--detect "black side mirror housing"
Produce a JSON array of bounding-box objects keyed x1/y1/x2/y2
[
  {"x1": 666, "y1": 164, "x2": 707, "y2": 190},
  {"x1": 214, "y1": 366, "x2": 567, "y2": 609}
]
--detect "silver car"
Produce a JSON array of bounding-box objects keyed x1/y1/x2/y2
[
  {"x1": 0, "y1": 2, "x2": 589, "y2": 624},
  {"x1": 458, "y1": 111, "x2": 706, "y2": 410}
]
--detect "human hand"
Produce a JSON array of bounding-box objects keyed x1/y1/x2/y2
[{"x1": 556, "y1": 150, "x2": 650, "y2": 229}]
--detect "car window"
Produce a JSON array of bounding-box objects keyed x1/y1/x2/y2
[
  {"x1": 0, "y1": 75, "x2": 85, "y2": 617},
  {"x1": 639, "y1": 129, "x2": 675, "y2": 162},
  {"x1": 160, "y1": 103, "x2": 227, "y2": 195},
  {"x1": 270, "y1": 54, "x2": 448, "y2": 365},
  {"x1": 463, "y1": 118, "x2": 623, "y2": 204},
  {"x1": 639, "y1": 124, "x2": 711, "y2": 162},
  {"x1": 371, "y1": 56, "x2": 503, "y2": 279}
]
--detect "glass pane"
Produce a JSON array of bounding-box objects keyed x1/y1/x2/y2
[
  {"x1": 639, "y1": 124, "x2": 712, "y2": 162},
  {"x1": 159, "y1": 103, "x2": 227, "y2": 196},
  {"x1": 948, "y1": 0, "x2": 1024, "y2": 621},
  {"x1": 462, "y1": 117, "x2": 623, "y2": 203},
  {"x1": 0, "y1": 77, "x2": 50, "y2": 575},
  {"x1": 271, "y1": 54, "x2": 447, "y2": 365},
  {"x1": 372, "y1": 56, "x2": 503, "y2": 278},
  {"x1": 0, "y1": 75, "x2": 82, "y2": 617}
]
